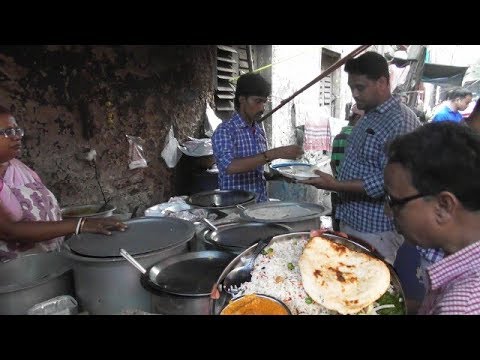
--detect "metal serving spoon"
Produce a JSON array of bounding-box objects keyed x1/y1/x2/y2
[{"x1": 221, "y1": 237, "x2": 272, "y2": 294}]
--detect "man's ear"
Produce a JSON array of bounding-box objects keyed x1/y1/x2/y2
[
  {"x1": 377, "y1": 76, "x2": 389, "y2": 89},
  {"x1": 434, "y1": 191, "x2": 458, "y2": 224},
  {"x1": 239, "y1": 96, "x2": 246, "y2": 105}
]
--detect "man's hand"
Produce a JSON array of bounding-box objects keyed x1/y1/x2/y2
[
  {"x1": 268, "y1": 145, "x2": 303, "y2": 160},
  {"x1": 297, "y1": 170, "x2": 338, "y2": 191}
]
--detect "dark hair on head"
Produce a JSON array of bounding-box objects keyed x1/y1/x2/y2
[
  {"x1": 387, "y1": 122, "x2": 480, "y2": 211},
  {"x1": 234, "y1": 73, "x2": 271, "y2": 110},
  {"x1": 447, "y1": 87, "x2": 473, "y2": 100},
  {"x1": 344, "y1": 51, "x2": 390, "y2": 82},
  {"x1": 0, "y1": 105, "x2": 11, "y2": 115}
]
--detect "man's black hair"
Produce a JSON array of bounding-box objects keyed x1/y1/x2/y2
[
  {"x1": 447, "y1": 87, "x2": 473, "y2": 100},
  {"x1": 234, "y1": 73, "x2": 271, "y2": 110},
  {"x1": 387, "y1": 122, "x2": 480, "y2": 211},
  {"x1": 344, "y1": 51, "x2": 390, "y2": 82}
]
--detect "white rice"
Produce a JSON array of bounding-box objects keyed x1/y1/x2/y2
[{"x1": 236, "y1": 238, "x2": 335, "y2": 315}]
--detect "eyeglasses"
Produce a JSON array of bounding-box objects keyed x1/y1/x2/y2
[
  {"x1": 384, "y1": 192, "x2": 426, "y2": 209},
  {"x1": 0, "y1": 127, "x2": 24, "y2": 138}
]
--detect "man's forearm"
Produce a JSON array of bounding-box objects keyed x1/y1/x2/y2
[
  {"x1": 226, "y1": 152, "x2": 269, "y2": 174},
  {"x1": 335, "y1": 179, "x2": 366, "y2": 194}
]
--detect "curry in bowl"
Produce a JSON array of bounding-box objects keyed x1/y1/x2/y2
[{"x1": 220, "y1": 294, "x2": 291, "y2": 315}]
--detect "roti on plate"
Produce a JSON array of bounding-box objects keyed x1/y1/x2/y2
[{"x1": 299, "y1": 236, "x2": 391, "y2": 315}]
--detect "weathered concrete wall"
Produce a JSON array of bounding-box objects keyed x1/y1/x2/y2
[{"x1": 0, "y1": 45, "x2": 216, "y2": 214}]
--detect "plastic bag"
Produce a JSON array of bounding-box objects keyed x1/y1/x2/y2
[
  {"x1": 204, "y1": 103, "x2": 222, "y2": 138},
  {"x1": 161, "y1": 126, "x2": 182, "y2": 168},
  {"x1": 178, "y1": 137, "x2": 213, "y2": 157},
  {"x1": 126, "y1": 135, "x2": 148, "y2": 170}
]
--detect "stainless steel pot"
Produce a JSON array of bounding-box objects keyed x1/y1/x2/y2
[
  {"x1": 61, "y1": 217, "x2": 195, "y2": 314},
  {"x1": 186, "y1": 189, "x2": 256, "y2": 215},
  {"x1": 0, "y1": 252, "x2": 74, "y2": 315},
  {"x1": 61, "y1": 203, "x2": 116, "y2": 218},
  {"x1": 197, "y1": 221, "x2": 292, "y2": 255},
  {"x1": 62, "y1": 245, "x2": 187, "y2": 314},
  {"x1": 139, "y1": 251, "x2": 235, "y2": 315}
]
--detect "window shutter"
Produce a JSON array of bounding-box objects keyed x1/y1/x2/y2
[{"x1": 214, "y1": 45, "x2": 255, "y2": 119}]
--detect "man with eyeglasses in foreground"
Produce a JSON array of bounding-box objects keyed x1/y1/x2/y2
[
  {"x1": 0, "y1": 106, "x2": 127, "y2": 262},
  {"x1": 384, "y1": 122, "x2": 480, "y2": 314},
  {"x1": 300, "y1": 52, "x2": 420, "y2": 265},
  {"x1": 212, "y1": 73, "x2": 303, "y2": 202}
]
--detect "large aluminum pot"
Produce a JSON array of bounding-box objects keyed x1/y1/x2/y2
[
  {"x1": 61, "y1": 244, "x2": 188, "y2": 315},
  {"x1": 61, "y1": 203, "x2": 116, "y2": 218},
  {"x1": 142, "y1": 251, "x2": 235, "y2": 315},
  {"x1": 0, "y1": 252, "x2": 74, "y2": 315},
  {"x1": 186, "y1": 189, "x2": 256, "y2": 215},
  {"x1": 61, "y1": 217, "x2": 195, "y2": 315}
]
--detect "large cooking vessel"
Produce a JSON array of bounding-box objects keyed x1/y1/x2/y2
[
  {"x1": 196, "y1": 221, "x2": 292, "y2": 254},
  {"x1": 186, "y1": 189, "x2": 256, "y2": 215},
  {"x1": 141, "y1": 251, "x2": 235, "y2": 315},
  {"x1": 61, "y1": 203, "x2": 116, "y2": 218},
  {"x1": 61, "y1": 217, "x2": 195, "y2": 314},
  {"x1": 0, "y1": 252, "x2": 74, "y2": 315},
  {"x1": 238, "y1": 201, "x2": 326, "y2": 232}
]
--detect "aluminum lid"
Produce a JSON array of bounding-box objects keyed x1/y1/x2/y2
[
  {"x1": 186, "y1": 189, "x2": 255, "y2": 210},
  {"x1": 148, "y1": 251, "x2": 235, "y2": 296},
  {"x1": 204, "y1": 222, "x2": 291, "y2": 250},
  {"x1": 65, "y1": 217, "x2": 195, "y2": 258}
]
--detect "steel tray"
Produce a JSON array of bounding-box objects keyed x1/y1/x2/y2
[
  {"x1": 210, "y1": 232, "x2": 407, "y2": 315},
  {"x1": 238, "y1": 201, "x2": 327, "y2": 223}
]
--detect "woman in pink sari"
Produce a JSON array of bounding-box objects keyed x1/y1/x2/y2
[{"x1": 0, "y1": 106, "x2": 127, "y2": 262}]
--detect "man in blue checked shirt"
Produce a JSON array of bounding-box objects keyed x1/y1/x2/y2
[
  {"x1": 212, "y1": 73, "x2": 303, "y2": 202},
  {"x1": 300, "y1": 51, "x2": 421, "y2": 265}
]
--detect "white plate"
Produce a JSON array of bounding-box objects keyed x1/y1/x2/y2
[{"x1": 274, "y1": 164, "x2": 320, "y2": 180}]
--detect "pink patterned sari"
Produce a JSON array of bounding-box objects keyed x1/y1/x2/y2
[{"x1": 0, "y1": 159, "x2": 63, "y2": 262}]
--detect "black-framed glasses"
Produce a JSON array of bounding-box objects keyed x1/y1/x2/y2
[
  {"x1": 384, "y1": 192, "x2": 426, "y2": 209},
  {"x1": 0, "y1": 127, "x2": 24, "y2": 138}
]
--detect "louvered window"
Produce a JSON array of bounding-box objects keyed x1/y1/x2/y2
[{"x1": 215, "y1": 45, "x2": 255, "y2": 120}]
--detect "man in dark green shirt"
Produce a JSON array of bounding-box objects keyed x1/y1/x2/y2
[
  {"x1": 330, "y1": 104, "x2": 363, "y2": 230},
  {"x1": 330, "y1": 104, "x2": 363, "y2": 177}
]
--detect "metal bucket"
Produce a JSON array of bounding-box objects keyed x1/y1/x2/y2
[{"x1": 0, "y1": 252, "x2": 74, "y2": 315}]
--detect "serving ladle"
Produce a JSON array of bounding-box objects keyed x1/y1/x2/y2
[{"x1": 221, "y1": 237, "x2": 271, "y2": 295}]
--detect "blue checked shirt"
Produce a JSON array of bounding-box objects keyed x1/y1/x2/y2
[
  {"x1": 417, "y1": 247, "x2": 445, "y2": 263},
  {"x1": 337, "y1": 96, "x2": 421, "y2": 233},
  {"x1": 211, "y1": 112, "x2": 268, "y2": 202}
]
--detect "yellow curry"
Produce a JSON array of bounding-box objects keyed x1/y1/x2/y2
[{"x1": 221, "y1": 294, "x2": 290, "y2": 315}]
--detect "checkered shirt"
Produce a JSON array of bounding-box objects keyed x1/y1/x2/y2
[
  {"x1": 211, "y1": 112, "x2": 268, "y2": 202},
  {"x1": 419, "y1": 241, "x2": 480, "y2": 315},
  {"x1": 336, "y1": 96, "x2": 421, "y2": 233}
]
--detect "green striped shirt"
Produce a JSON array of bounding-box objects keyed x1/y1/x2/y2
[{"x1": 331, "y1": 126, "x2": 353, "y2": 174}]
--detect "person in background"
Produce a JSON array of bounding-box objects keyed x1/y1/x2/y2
[
  {"x1": 431, "y1": 88, "x2": 473, "y2": 123},
  {"x1": 330, "y1": 103, "x2": 364, "y2": 177},
  {"x1": 300, "y1": 51, "x2": 421, "y2": 265},
  {"x1": 462, "y1": 98, "x2": 480, "y2": 132},
  {"x1": 211, "y1": 73, "x2": 303, "y2": 202},
  {"x1": 384, "y1": 122, "x2": 480, "y2": 314},
  {"x1": 329, "y1": 104, "x2": 364, "y2": 231},
  {"x1": 0, "y1": 105, "x2": 127, "y2": 262}
]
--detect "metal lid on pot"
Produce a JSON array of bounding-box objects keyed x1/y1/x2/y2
[
  {"x1": 65, "y1": 217, "x2": 195, "y2": 258},
  {"x1": 147, "y1": 251, "x2": 235, "y2": 296},
  {"x1": 186, "y1": 189, "x2": 255, "y2": 210},
  {"x1": 202, "y1": 222, "x2": 291, "y2": 251}
]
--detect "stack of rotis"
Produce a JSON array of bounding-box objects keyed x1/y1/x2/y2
[{"x1": 299, "y1": 236, "x2": 391, "y2": 314}]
